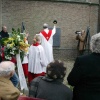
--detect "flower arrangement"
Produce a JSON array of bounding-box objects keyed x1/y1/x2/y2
[{"x1": 0, "y1": 28, "x2": 30, "y2": 61}]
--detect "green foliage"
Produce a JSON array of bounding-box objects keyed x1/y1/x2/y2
[
  {"x1": 1, "y1": 28, "x2": 29, "y2": 62},
  {"x1": 20, "y1": 51, "x2": 25, "y2": 62}
]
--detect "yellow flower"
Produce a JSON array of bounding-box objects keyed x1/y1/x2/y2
[
  {"x1": 9, "y1": 43, "x2": 15, "y2": 48},
  {"x1": 19, "y1": 42, "x2": 30, "y2": 48},
  {"x1": 8, "y1": 38, "x2": 14, "y2": 41},
  {"x1": 4, "y1": 40, "x2": 9, "y2": 45}
]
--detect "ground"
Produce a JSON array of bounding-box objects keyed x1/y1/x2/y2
[{"x1": 63, "y1": 60, "x2": 75, "y2": 87}]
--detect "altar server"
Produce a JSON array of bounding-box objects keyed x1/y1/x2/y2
[{"x1": 28, "y1": 35, "x2": 48, "y2": 83}]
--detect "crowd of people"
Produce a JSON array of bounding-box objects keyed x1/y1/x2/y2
[{"x1": 0, "y1": 24, "x2": 100, "y2": 100}]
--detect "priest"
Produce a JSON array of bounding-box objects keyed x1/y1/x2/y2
[{"x1": 38, "y1": 21, "x2": 57, "y2": 63}]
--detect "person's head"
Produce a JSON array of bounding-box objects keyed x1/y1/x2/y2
[
  {"x1": 46, "y1": 60, "x2": 66, "y2": 80},
  {"x1": 0, "y1": 61, "x2": 15, "y2": 79},
  {"x1": 2, "y1": 26, "x2": 7, "y2": 32},
  {"x1": 43, "y1": 23, "x2": 48, "y2": 29},
  {"x1": 81, "y1": 30, "x2": 85, "y2": 35},
  {"x1": 90, "y1": 33, "x2": 100, "y2": 53},
  {"x1": 33, "y1": 35, "x2": 40, "y2": 44}
]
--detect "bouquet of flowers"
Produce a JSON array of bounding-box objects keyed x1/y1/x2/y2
[{"x1": 0, "y1": 28, "x2": 30, "y2": 61}]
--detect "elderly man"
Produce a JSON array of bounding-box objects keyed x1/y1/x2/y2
[
  {"x1": 67, "y1": 33, "x2": 100, "y2": 100},
  {"x1": 0, "y1": 26, "x2": 9, "y2": 39},
  {"x1": 0, "y1": 61, "x2": 20, "y2": 100},
  {"x1": 0, "y1": 26, "x2": 9, "y2": 62},
  {"x1": 38, "y1": 23, "x2": 56, "y2": 63}
]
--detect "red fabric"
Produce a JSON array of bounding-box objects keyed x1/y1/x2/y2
[
  {"x1": 1, "y1": 47, "x2": 17, "y2": 64},
  {"x1": 1, "y1": 47, "x2": 5, "y2": 60},
  {"x1": 18, "y1": 96, "x2": 45, "y2": 100},
  {"x1": 41, "y1": 30, "x2": 52, "y2": 41},
  {"x1": 22, "y1": 63, "x2": 28, "y2": 77},
  {"x1": 32, "y1": 42, "x2": 39, "y2": 46},
  {"x1": 28, "y1": 72, "x2": 45, "y2": 83},
  {"x1": 1, "y1": 52, "x2": 4, "y2": 60},
  {"x1": 1, "y1": 47, "x2": 4, "y2": 51},
  {"x1": 10, "y1": 57, "x2": 17, "y2": 64}
]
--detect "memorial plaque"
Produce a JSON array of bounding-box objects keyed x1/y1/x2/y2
[{"x1": 49, "y1": 28, "x2": 61, "y2": 47}]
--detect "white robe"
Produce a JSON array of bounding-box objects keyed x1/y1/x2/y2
[
  {"x1": 39, "y1": 25, "x2": 56, "y2": 63},
  {"x1": 28, "y1": 45, "x2": 48, "y2": 74}
]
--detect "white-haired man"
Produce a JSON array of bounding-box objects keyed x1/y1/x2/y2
[
  {"x1": 38, "y1": 22, "x2": 57, "y2": 63},
  {"x1": 0, "y1": 61, "x2": 20, "y2": 100},
  {"x1": 67, "y1": 33, "x2": 100, "y2": 100}
]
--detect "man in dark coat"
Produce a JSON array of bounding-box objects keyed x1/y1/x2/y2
[
  {"x1": 0, "y1": 26, "x2": 9, "y2": 39},
  {"x1": 0, "y1": 26, "x2": 9, "y2": 63},
  {"x1": 67, "y1": 33, "x2": 100, "y2": 100}
]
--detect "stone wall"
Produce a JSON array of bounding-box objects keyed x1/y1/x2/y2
[
  {"x1": 0, "y1": 0, "x2": 2, "y2": 30},
  {"x1": 90, "y1": 0, "x2": 99, "y2": 3},
  {"x1": 1, "y1": 0, "x2": 99, "y2": 60}
]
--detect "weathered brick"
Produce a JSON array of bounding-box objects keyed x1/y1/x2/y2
[{"x1": 1, "y1": 0, "x2": 99, "y2": 60}]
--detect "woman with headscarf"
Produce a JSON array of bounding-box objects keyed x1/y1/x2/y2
[{"x1": 29, "y1": 60, "x2": 73, "y2": 100}]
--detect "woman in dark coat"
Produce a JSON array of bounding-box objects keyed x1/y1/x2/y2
[
  {"x1": 67, "y1": 33, "x2": 100, "y2": 100},
  {"x1": 29, "y1": 60, "x2": 73, "y2": 100}
]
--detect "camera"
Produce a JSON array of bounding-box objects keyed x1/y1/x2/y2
[{"x1": 75, "y1": 31, "x2": 82, "y2": 34}]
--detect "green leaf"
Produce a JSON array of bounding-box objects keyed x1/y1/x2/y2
[
  {"x1": 17, "y1": 28, "x2": 20, "y2": 35},
  {"x1": 0, "y1": 37, "x2": 8, "y2": 45}
]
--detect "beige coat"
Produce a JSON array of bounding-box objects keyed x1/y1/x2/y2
[
  {"x1": 76, "y1": 32, "x2": 86, "y2": 51},
  {"x1": 0, "y1": 77, "x2": 20, "y2": 100}
]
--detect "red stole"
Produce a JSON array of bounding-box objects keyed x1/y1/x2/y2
[
  {"x1": 41, "y1": 30, "x2": 52, "y2": 41},
  {"x1": 32, "y1": 42, "x2": 39, "y2": 46}
]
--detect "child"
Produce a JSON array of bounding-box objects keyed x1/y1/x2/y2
[{"x1": 28, "y1": 35, "x2": 48, "y2": 84}]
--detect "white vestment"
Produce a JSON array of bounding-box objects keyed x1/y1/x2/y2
[
  {"x1": 39, "y1": 25, "x2": 56, "y2": 63},
  {"x1": 28, "y1": 45, "x2": 48, "y2": 74}
]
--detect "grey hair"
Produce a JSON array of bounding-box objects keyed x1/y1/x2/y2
[
  {"x1": 0, "y1": 61, "x2": 15, "y2": 77},
  {"x1": 43, "y1": 23, "x2": 48, "y2": 29},
  {"x1": 90, "y1": 33, "x2": 100, "y2": 53},
  {"x1": 2, "y1": 25, "x2": 7, "y2": 29}
]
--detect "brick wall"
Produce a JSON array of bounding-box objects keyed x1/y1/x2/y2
[
  {"x1": 55, "y1": 0, "x2": 99, "y2": 3},
  {"x1": 1, "y1": 0, "x2": 99, "y2": 60},
  {"x1": 90, "y1": 0, "x2": 99, "y2": 3}
]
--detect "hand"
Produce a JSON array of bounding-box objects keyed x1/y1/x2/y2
[
  {"x1": 78, "y1": 33, "x2": 81, "y2": 36},
  {"x1": 53, "y1": 20, "x2": 57, "y2": 24},
  {"x1": 26, "y1": 33, "x2": 29, "y2": 38}
]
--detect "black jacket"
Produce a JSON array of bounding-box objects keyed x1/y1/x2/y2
[
  {"x1": 0, "y1": 30, "x2": 9, "y2": 47},
  {"x1": 29, "y1": 76, "x2": 73, "y2": 100},
  {"x1": 0, "y1": 30, "x2": 9, "y2": 39},
  {"x1": 67, "y1": 53, "x2": 100, "y2": 100}
]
